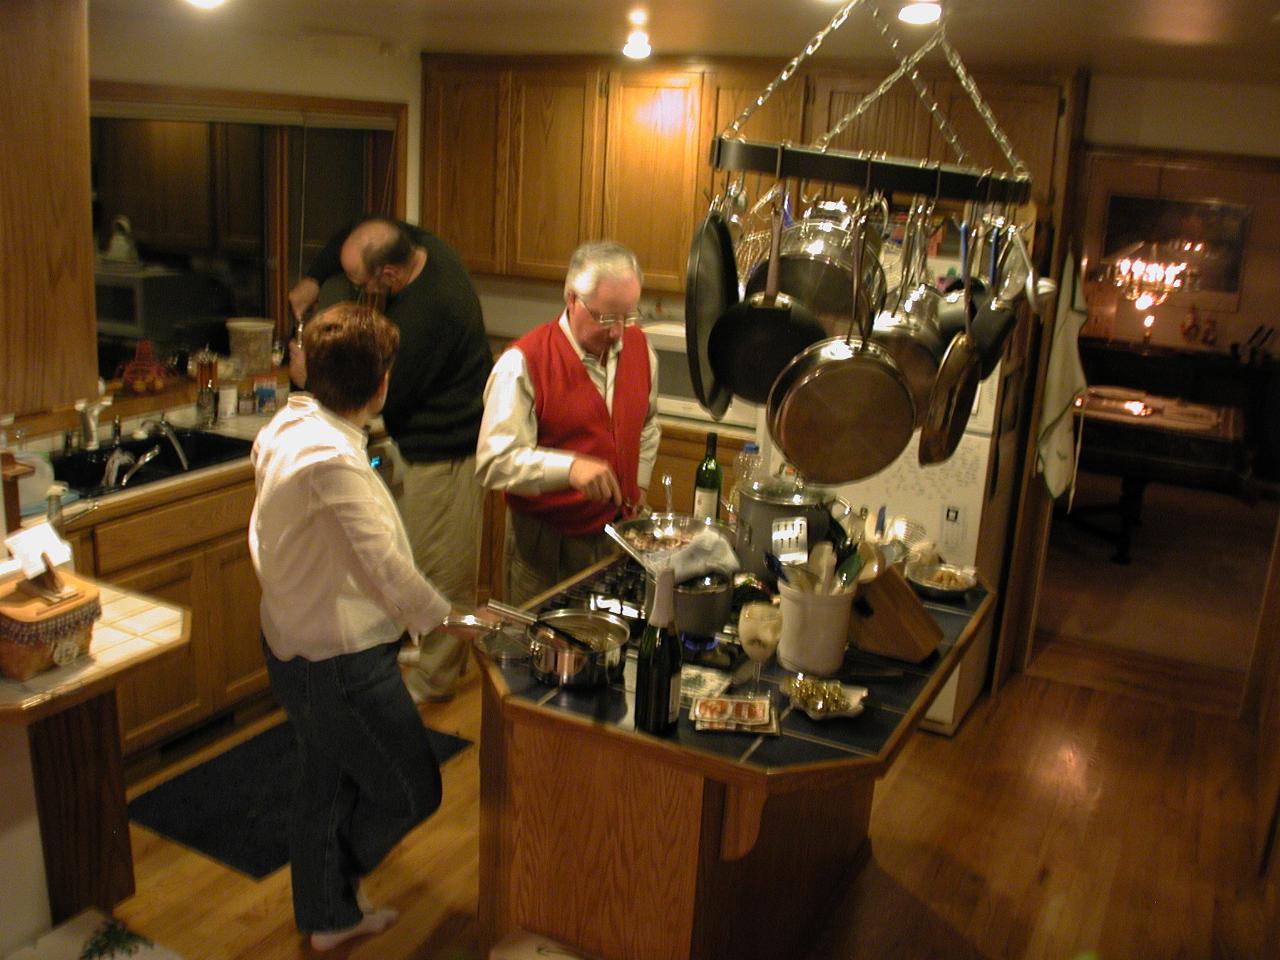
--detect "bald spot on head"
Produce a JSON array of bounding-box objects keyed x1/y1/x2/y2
[{"x1": 340, "y1": 220, "x2": 401, "y2": 286}]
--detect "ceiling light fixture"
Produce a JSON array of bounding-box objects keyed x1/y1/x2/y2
[
  {"x1": 623, "y1": 29, "x2": 652, "y2": 59},
  {"x1": 183, "y1": 0, "x2": 227, "y2": 9},
  {"x1": 898, "y1": 1, "x2": 942, "y2": 25},
  {"x1": 623, "y1": 10, "x2": 651, "y2": 59}
]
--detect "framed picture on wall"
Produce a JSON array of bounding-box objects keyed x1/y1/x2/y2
[{"x1": 1101, "y1": 193, "x2": 1251, "y2": 311}]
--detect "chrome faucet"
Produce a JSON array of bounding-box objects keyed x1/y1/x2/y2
[
  {"x1": 138, "y1": 418, "x2": 190, "y2": 472},
  {"x1": 101, "y1": 447, "x2": 136, "y2": 488},
  {"x1": 120, "y1": 445, "x2": 161, "y2": 488},
  {"x1": 74, "y1": 396, "x2": 113, "y2": 451}
]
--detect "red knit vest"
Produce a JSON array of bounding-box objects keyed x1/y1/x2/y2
[{"x1": 505, "y1": 320, "x2": 650, "y2": 536}]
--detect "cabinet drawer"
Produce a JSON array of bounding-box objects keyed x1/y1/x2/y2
[{"x1": 95, "y1": 482, "x2": 255, "y2": 575}]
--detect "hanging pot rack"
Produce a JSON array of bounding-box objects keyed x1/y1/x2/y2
[{"x1": 712, "y1": 0, "x2": 1032, "y2": 205}]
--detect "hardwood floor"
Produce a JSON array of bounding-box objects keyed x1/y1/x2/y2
[{"x1": 115, "y1": 661, "x2": 1275, "y2": 960}]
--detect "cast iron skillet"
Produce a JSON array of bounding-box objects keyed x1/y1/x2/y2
[
  {"x1": 684, "y1": 206, "x2": 736, "y2": 418},
  {"x1": 707, "y1": 203, "x2": 825, "y2": 405}
]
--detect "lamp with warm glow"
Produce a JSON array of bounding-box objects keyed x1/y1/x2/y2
[{"x1": 898, "y1": 1, "x2": 942, "y2": 25}]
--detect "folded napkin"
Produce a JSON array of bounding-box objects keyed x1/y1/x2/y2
[{"x1": 667, "y1": 528, "x2": 740, "y2": 583}]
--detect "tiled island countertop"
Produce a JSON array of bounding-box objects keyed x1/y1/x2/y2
[{"x1": 0, "y1": 582, "x2": 189, "y2": 724}]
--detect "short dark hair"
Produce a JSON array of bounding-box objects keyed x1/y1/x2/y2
[
  {"x1": 301, "y1": 302, "x2": 399, "y2": 415},
  {"x1": 359, "y1": 218, "x2": 415, "y2": 275}
]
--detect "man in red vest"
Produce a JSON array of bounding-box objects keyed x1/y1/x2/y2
[{"x1": 477, "y1": 241, "x2": 660, "y2": 603}]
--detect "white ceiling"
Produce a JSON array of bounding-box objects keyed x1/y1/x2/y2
[{"x1": 91, "y1": 0, "x2": 1280, "y2": 84}]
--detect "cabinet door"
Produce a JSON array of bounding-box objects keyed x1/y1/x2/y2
[
  {"x1": 206, "y1": 531, "x2": 266, "y2": 708},
  {"x1": 0, "y1": 0, "x2": 97, "y2": 416},
  {"x1": 110, "y1": 547, "x2": 214, "y2": 755},
  {"x1": 94, "y1": 118, "x2": 213, "y2": 253},
  {"x1": 214, "y1": 123, "x2": 265, "y2": 255},
  {"x1": 602, "y1": 68, "x2": 704, "y2": 293},
  {"x1": 698, "y1": 64, "x2": 805, "y2": 213},
  {"x1": 421, "y1": 64, "x2": 509, "y2": 274},
  {"x1": 805, "y1": 72, "x2": 935, "y2": 161},
  {"x1": 927, "y1": 79, "x2": 1062, "y2": 211},
  {"x1": 506, "y1": 65, "x2": 604, "y2": 280}
]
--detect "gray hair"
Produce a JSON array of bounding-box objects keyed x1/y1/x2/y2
[{"x1": 564, "y1": 241, "x2": 643, "y2": 300}]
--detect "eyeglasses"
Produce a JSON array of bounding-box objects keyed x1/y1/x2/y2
[{"x1": 571, "y1": 293, "x2": 640, "y2": 327}]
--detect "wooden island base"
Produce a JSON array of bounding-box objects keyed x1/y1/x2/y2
[{"x1": 480, "y1": 673, "x2": 879, "y2": 960}]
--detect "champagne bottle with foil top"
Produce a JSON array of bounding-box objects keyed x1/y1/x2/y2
[
  {"x1": 635, "y1": 566, "x2": 681, "y2": 735},
  {"x1": 692, "y1": 431, "x2": 723, "y2": 521}
]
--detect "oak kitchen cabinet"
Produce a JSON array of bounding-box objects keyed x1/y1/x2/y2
[
  {"x1": 76, "y1": 471, "x2": 264, "y2": 755},
  {"x1": 422, "y1": 58, "x2": 704, "y2": 292},
  {"x1": 0, "y1": 0, "x2": 99, "y2": 418},
  {"x1": 422, "y1": 55, "x2": 1065, "y2": 295}
]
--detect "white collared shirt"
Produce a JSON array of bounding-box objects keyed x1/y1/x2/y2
[
  {"x1": 475, "y1": 313, "x2": 661, "y2": 495},
  {"x1": 249, "y1": 394, "x2": 450, "y2": 660}
]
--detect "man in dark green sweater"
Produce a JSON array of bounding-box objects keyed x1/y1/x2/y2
[{"x1": 289, "y1": 218, "x2": 492, "y2": 700}]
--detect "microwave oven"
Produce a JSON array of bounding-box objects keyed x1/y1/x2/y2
[
  {"x1": 94, "y1": 264, "x2": 231, "y2": 342},
  {"x1": 642, "y1": 321, "x2": 759, "y2": 430}
]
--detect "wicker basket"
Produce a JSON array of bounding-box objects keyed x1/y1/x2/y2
[{"x1": 0, "y1": 572, "x2": 101, "y2": 682}]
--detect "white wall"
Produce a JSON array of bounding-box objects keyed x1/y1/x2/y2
[
  {"x1": 1086, "y1": 76, "x2": 1280, "y2": 158},
  {"x1": 0, "y1": 727, "x2": 51, "y2": 955},
  {"x1": 87, "y1": 9, "x2": 423, "y2": 218}
]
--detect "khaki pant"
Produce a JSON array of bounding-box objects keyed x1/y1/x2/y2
[
  {"x1": 389, "y1": 445, "x2": 484, "y2": 700},
  {"x1": 504, "y1": 508, "x2": 614, "y2": 606}
]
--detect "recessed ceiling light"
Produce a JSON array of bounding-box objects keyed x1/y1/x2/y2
[
  {"x1": 183, "y1": 0, "x2": 227, "y2": 9},
  {"x1": 898, "y1": 1, "x2": 942, "y2": 25},
  {"x1": 629, "y1": 8, "x2": 648, "y2": 27},
  {"x1": 622, "y1": 27, "x2": 652, "y2": 59}
]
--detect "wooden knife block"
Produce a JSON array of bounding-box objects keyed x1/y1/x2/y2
[{"x1": 848, "y1": 566, "x2": 942, "y2": 663}]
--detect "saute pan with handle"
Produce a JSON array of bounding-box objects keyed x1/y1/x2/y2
[
  {"x1": 485, "y1": 600, "x2": 630, "y2": 689},
  {"x1": 919, "y1": 205, "x2": 983, "y2": 465},
  {"x1": 708, "y1": 197, "x2": 826, "y2": 405},
  {"x1": 766, "y1": 213, "x2": 916, "y2": 484}
]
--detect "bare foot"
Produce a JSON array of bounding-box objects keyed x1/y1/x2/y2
[{"x1": 309, "y1": 908, "x2": 399, "y2": 952}]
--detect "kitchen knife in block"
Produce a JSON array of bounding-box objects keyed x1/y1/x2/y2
[{"x1": 847, "y1": 566, "x2": 942, "y2": 663}]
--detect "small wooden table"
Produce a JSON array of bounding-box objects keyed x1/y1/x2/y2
[
  {"x1": 1073, "y1": 387, "x2": 1247, "y2": 562},
  {"x1": 478, "y1": 557, "x2": 994, "y2": 960}
]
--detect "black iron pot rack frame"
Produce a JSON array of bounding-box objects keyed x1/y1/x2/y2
[{"x1": 709, "y1": 136, "x2": 1032, "y2": 207}]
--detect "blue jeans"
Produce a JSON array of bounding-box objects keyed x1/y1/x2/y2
[{"x1": 262, "y1": 636, "x2": 443, "y2": 932}]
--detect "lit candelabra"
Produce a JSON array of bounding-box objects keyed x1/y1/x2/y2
[{"x1": 1107, "y1": 239, "x2": 1202, "y2": 311}]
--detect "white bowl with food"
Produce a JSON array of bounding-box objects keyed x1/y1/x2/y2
[{"x1": 904, "y1": 560, "x2": 978, "y2": 601}]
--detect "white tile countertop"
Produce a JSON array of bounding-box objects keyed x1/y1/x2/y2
[{"x1": 0, "y1": 580, "x2": 190, "y2": 725}]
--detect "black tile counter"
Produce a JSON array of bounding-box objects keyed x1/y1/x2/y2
[
  {"x1": 489, "y1": 556, "x2": 990, "y2": 776},
  {"x1": 477, "y1": 556, "x2": 994, "y2": 960}
]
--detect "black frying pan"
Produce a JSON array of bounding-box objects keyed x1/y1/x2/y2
[
  {"x1": 707, "y1": 203, "x2": 825, "y2": 405},
  {"x1": 920, "y1": 212, "x2": 982, "y2": 465},
  {"x1": 684, "y1": 207, "x2": 736, "y2": 419}
]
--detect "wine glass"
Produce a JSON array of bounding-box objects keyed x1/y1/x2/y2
[{"x1": 737, "y1": 601, "x2": 782, "y2": 699}]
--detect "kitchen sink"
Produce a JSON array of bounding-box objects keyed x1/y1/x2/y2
[{"x1": 51, "y1": 428, "x2": 253, "y2": 498}]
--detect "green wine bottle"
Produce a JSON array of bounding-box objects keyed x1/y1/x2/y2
[
  {"x1": 635, "y1": 566, "x2": 681, "y2": 735},
  {"x1": 692, "y1": 431, "x2": 723, "y2": 521}
]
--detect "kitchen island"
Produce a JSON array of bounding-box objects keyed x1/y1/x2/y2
[
  {"x1": 0, "y1": 582, "x2": 190, "y2": 953},
  {"x1": 478, "y1": 556, "x2": 994, "y2": 960}
]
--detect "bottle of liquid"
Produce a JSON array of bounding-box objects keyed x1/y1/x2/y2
[
  {"x1": 730, "y1": 441, "x2": 761, "y2": 514},
  {"x1": 635, "y1": 566, "x2": 681, "y2": 735},
  {"x1": 692, "y1": 431, "x2": 723, "y2": 521},
  {"x1": 194, "y1": 347, "x2": 218, "y2": 427}
]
